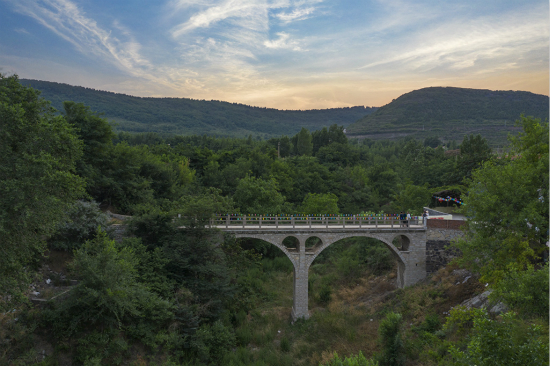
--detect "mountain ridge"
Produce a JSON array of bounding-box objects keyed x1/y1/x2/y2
[
  {"x1": 345, "y1": 86, "x2": 549, "y2": 145},
  {"x1": 20, "y1": 78, "x2": 376, "y2": 138}
]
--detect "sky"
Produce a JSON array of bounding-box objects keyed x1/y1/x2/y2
[{"x1": 0, "y1": 0, "x2": 548, "y2": 110}]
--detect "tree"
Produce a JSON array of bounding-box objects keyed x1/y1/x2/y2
[
  {"x1": 294, "y1": 127, "x2": 313, "y2": 156},
  {"x1": 454, "y1": 116, "x2": 548, "y2": 284},
  {"x1": 300, "y1": 193, "x2": 339, "y2": 214},
  {"x1": 328, "y1": 124, "x2": 347, "y2": 145},
  {"x1": 447, "y1": 309, "x2": 548, "y2": 366},
  {"x1": 391, "y1": 183, "x2": 432, "y2": 215},
  {"x1": 233, "y1": 176, "x2": 286, "y2": 214},
  {"x1": 48, "y1": 200, "x2": 110, "y2": 251},
  {"x1": 456, "y1": 134, "x2": 492, "y2": 181},
  {"x1": 164, "y1": 227, "x2": 235, "y2": 320},
  {"x1": 377, "y1": 312, "x2": 405, "y2": 366},
  {"x1": 423, "y1": 136, "x2": 441, "y2": 148},
  {"x1": 0, "y1": 74, "x2": 85, "y2": 306}
]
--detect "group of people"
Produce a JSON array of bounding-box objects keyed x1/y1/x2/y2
[
  {"x1": 398, "y1": 210, "x2": 430, "y2": 227},
  {"x1": 399, "y1": 211, "x2": 411, "y2": 227}
]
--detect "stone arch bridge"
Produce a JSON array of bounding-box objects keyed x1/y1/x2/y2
[{"x1": 211, "y1": 216, "x2": 427, "y2": 320}]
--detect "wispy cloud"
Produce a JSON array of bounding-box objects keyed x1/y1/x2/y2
[
  {"x1": 14, "y1": 28, "x2": 30, "y2": 34},
  {"x1": 171, "y1": 0, "x2": 268, "y2": 37},
  {"x1": 5, "y1": 0, "x2": 156, "y2": 80},
  {"x1": 358, "y1": 6, "x2": 549, "y2": 77},
  {"x1": 273, "y1": 6, "x2": 315, "y2": 23},
  {"x1": 264, "y1": 32, "x2": 302, "y2": 50}
]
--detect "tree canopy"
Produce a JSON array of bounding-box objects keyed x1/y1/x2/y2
[{"x1": 0, "y1": 74, "x2": 85, "y2": 306}]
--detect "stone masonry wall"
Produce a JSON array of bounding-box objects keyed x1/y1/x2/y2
[{"x1": 426, "y1": 220, "x2": 464, "y2": 274}]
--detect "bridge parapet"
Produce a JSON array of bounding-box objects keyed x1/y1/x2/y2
[{"x1": 209, "y1": 214, "x2": 425, "y2": 230}]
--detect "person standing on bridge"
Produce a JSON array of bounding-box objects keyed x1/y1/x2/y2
[
  {"x1": 423, "y1": 210, "x2": 429, "y2": 227},
  {"x1": 406, "y1": 212, "x2": 411, "y2": 227},
  {"x1": 399, "y1": 211, "x2": 406, "y2": 227}
]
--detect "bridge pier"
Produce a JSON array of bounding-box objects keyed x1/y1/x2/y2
[{"x1": 291, "y1": 237, "x2": 310, "y2": 320}]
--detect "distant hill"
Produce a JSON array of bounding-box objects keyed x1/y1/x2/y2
[
  {"x1": 20, "y1": 79, "x2": 376, "y2": 138},
  {"x1": 345, "y1": 87, "x2": 549, "y2": 146}
]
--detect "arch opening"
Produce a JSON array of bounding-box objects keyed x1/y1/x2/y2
[
  {"x1": 307, "y1": 236, "x2": 400, "y2": 309},
  {"x1": 232, "y1": 236, "x2": 295, "y2": 317},
  {"x1": 305, "y1": 236, "x2": 322, "y2": 251},
  {"x1": 282, "y1": 236, "x2": 299, "y2": 250},
  {"x1": 392, "y1": 235, "x2": 411, "y2": 251}
]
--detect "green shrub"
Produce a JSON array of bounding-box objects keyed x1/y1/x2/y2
[
  {"x1": 262, "y1": 256, "x2": 293, "y2": 273},
  {"x1": 48, "y1": 230, "x2": 173, "y2": 343},
  {"x1": 337, "y1": 255, "x2": 361, "y2": 279},
  {"x1": 321, "y1": 351, "x2": 379, "y2": 366},
  {"x1": 49, "y1": 200, "x2": 110, "y2": 251},
  {"x1": 447, "y1": 310, "x2": 549, "y2": 366},
  {"x1": 377, "y1": 312, "x2": 405, "y2": 366},
  {"x1": 491, "y1": 263, "x2": 549, "y2": 321},
  {"x1": 280, "y1": 336, "x2": 290, "y2": 352},
  {"x1": 191, "y1": 320, "x2": 236, "y2": 363},
  {"x1": 318, "y1": 284, "x2": 333, "y2": 305},
  {"x1": 236, "y1": 326, "x2": 253, "y2": 346}
]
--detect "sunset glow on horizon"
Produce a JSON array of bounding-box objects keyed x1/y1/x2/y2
[{"x1": 1, "y1": 0, "x2": 548, "y2": 110}]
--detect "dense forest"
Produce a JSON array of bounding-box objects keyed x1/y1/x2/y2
[
  {"x1": 346, "y1": 86, "x2": 549, "y2": 146},
  {"x1": 1, "y1": 74, "x2": 548, "y2": 365},
  {"x1": 19, "y1": 79, "x2": 376, "y2": 138}
]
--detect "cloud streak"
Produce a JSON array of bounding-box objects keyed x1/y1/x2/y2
[
  {"x1": 1, "y1": 0, "x2": 546, "y2": 110},
  {"x1": 4, "y1": 0, "x2": 158, "y2": 81},
  {"x1": 358, "y1": 7, "x2": 549, "y2": 77}
]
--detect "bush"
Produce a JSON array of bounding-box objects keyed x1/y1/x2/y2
[
  {"x1": 377, "y1": 312, "x2": 405, "y2": 366},
  {"x1": 49, "y1": 200, "x2": 110, "y2": 251},
  {"x1": 49, "y1": 230, "x2": 173, "y2": 339},
  {"x1": 318, "y1": 284, "x2": 333, "y2": 305},
  {"x1": 491, "y1": 264, "x2": 549, "y2": 321},
  {"x1": 280, "y1": 336, "x2": 290, "y2": 352},
  {"x1": 262, "y1": 256, "x2": 293, "y2": 273},
  {"x1": 321, "y1": 351, "x2": 378, "y2": 366},
  {"x1": 191, "y1": 320, "x2": 236, "y2": 363},
  {"x1": 447, "y1": 310, "x2": 549, "y2": 366}
]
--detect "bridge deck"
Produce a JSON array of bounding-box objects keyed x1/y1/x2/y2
[
  {"x1": 209, "y1": 216, "x2": 425, "y2": 231},
  {"x1": 214, "y1": 224, "x2": 425, "y2": 231}
]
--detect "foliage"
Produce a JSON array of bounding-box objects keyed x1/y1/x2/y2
[
  {"x1": 447, "y1": 309, "x2": 549, "y2": 366},
  {"x1": 191, "y1": 320, "x2": 236, "y2": 363},
  {"x1": 164, "y1": 226, "x2": 235, "y2": 320},
  {"x1": 48, "y1": 200, "x2": 110, "y2": 251},
  {"x1": 21, "y1": 78, "x2": 375, "y2": 138},
  {"x1": 321, "y1": 351, "x2": 378, "y2": 366},
  {"x1": 454, "y1": 116, "x2": 549, "y2": 284},
  {"x1": 294, "y1": 127, "x2": 314, "y2": 156},
  {"x1": 491, "y1": 264, "x2": 549, "y2": 321},
  {"x1": 391, "y1": 183, "x2": 431, "y2": 215},
  {"x1": 346, "y1": 86, "x2": 549, "y2": 146},
  {"x1": 0, "y1": 74, "x2": 85, "y2": 307},
  {"x1": 300, "y1": 193, "x2": 340, "y2": 214},
  {"x1": 51, "y1": 230, "x2": 173, "y2": 337},
  {"x1": 377, "y1": 312, "x2": 405, "y2": 366},
  {"x1": 234, "y1": 175, "x2": 286, "y2": 214},
  {"x1": 456, "y1": 133, "x2": 492, "y2": 182}
]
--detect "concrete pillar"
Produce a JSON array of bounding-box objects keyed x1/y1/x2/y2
[
  {"x1": 291, "y1": 237, "x2": 309, "y2": 320},
  {"x1": 399, "y1": 233, "x2": 427, "y2": 287}
]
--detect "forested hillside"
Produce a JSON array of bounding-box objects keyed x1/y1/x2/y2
[
  {"x1": 2, "y1": 75, "x2": 548, "y2": 366},
  {"x1": 346, "y1": 86, "x2": 549, "y2": 146},
  {"x1": 20, "y1": 79, "x2": 376, "y2": 138}
]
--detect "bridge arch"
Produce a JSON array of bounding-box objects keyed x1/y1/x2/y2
[
  {"x1": 307, "y1": 233, "x2": 407, "y2": 288},
  {"x1": 308, "y1": 233, "x2": 406, "y2": 266},
  {"x1": 224, "y1": 229, "x2": 426, "y2": 320},
  {"x1": 233, "y1": 233, "x2": 299, "y2": 267}
]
